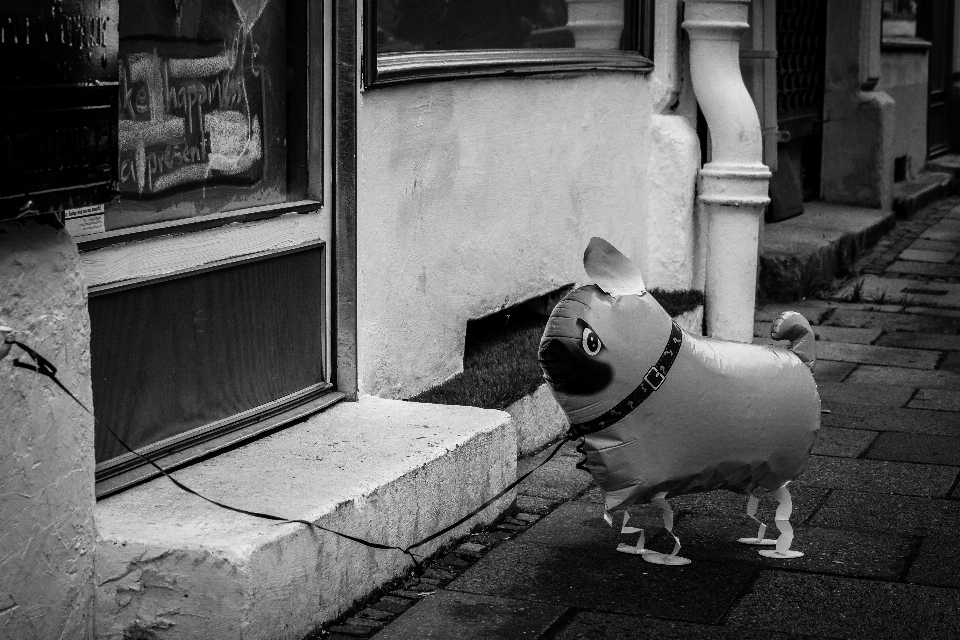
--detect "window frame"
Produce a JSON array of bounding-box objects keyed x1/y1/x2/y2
[
  {"x1": 362, "y1": 0, "x2": 654, "y2": 88},
  {"x1": 88, "y1": 0, "x2": 356, "y2": 498},
  {"x1": 77, "y1": 0, "x2": 325, "y2": 249}
]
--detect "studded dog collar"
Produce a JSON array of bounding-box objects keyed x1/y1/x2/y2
[{"x1": 567, "y1": 322, "x2": 683, "y2": 439}]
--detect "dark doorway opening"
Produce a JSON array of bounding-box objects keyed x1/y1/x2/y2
[{"x1": 918, "y1": 0, "x2": 956, "y2": 158}]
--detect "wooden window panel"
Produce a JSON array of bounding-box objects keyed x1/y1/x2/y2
[{"x1": 90, "y1": 245, "x2": 327, "y2": 471}]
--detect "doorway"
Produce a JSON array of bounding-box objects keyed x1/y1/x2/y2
[{"x1": 918, "y1": 0, "x2": 956, "y2": 158}]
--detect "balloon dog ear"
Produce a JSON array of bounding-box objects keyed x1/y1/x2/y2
[{"x1": 584, "y1": 237, "x2": 646, "y2": 297}]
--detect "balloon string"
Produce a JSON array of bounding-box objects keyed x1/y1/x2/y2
[{"x1": 6, "y1": 338, "x2": 566, "y2": 572}]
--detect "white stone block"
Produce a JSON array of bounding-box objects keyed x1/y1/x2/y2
[{"x1": 95, "y1": 397, "x2": 515, "y2": 640}]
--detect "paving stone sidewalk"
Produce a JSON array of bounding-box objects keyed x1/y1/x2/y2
[{"x1": 323, "y1": 197, "x2": 960, "y2": 640}]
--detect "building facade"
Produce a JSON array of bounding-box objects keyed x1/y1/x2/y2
[{"x1": 5, "y1": 0, "x2": 953, "y2": 638}]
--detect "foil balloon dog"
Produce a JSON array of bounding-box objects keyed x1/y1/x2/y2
[{"x1": 539, "y1": 238, "x2": 820, "y2": 565}]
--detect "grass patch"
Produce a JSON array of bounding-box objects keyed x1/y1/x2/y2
[{"x1": 408, "y1": 288, "x2": 704, "y2": 410}]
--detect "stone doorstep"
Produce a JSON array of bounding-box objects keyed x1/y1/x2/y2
[
  {"x1": 759, "y1": 201, "x2": 896, "y2": 301},
  {"x1": 94, "y1": 397, "x2": 516, "y2": 640},
  {"x1": 893, "y1": 171, "x2": 954, "y2": 217}
]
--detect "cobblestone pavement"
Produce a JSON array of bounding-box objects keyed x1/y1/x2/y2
[{"x1": 322, "y1": 197, "x2": 960, "y2": 640}]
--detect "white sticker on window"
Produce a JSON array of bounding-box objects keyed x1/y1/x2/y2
[
  {"x1": 65, "y1": 212, "x2": 106, "y2": 237},
  {"x1": 63, "y1": 204, "x2": 105, "y2": 219}
]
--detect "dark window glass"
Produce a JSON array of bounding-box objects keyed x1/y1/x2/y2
[
  {"x1": 882, "y1": 0, "x2": 918, "y2": 38},
  {"x1": 377, "y1": 0, "x2": 632, "y2": 52},
  {"x1": 90, "y1": 246, "x2": 326, "y2": 466},
  {"x1": 108, "y1": 0, "x2": 308, "y2": 231}
]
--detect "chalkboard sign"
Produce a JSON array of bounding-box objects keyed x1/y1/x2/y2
[{"x1": 0, "y1": 0, "x2": 119, "y2": 221}]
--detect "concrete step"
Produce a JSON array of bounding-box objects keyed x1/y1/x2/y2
[
  {"x1": 893, "y1": 170, "x2": 953, "y2": 217},
  {"x1": 759, "y1": 201, "x2": 896, "y2": 302},
  {"x1": 95, "y1": 397, "x2": 515, "y2": 640},
  {"x1": 926, "y1": 154, "x2": 960, "y2": 192}
]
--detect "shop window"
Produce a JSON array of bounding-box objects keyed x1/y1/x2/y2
[
  {"x1": 101, "y1": 0, "x2": 312, "y2": 233},
  {"x1": 882, "y1": 0, "x2": 918, "y2": 39},
  {"x1": 88, "y1": 0, "x2": 333, "y2": 497},
  {"x1": 364, "y1": 0, "x2": 654, "y2": 87}
]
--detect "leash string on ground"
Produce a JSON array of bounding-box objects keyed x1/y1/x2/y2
[{"x1": 4, "y1": 337, "x2": 566, "y2": 572}]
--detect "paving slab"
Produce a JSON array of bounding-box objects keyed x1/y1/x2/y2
[
  {"x1": 816, "y1": 341, "x2": 940, "y2": 369},
  {"x1": 908, "y1": 388, "x2": 960, "y2": 412},
  {"x1": 812, "y1": 326, "x2": 882, "y2": 344},
  {"x1": 751, "y1": 321, "x2": 878, "y2": 345},
  {"x1": 887, "y1": 260, "x2": 960, "y2": 278},
  {"x1": 845, "y1": 364, "x2": 960, "y2": 389},
  {"x1": 516, "y1": 500, "x2": 664, "y2": 550},
  {"x1": 902, "y1": 306, "x2": 960, "y2": 318},
  {"x1": 553, "y1": 610, "x2": 807, "y2": 640},
  {"x1": 796, "y1": 455, "x2": 958, "y2": 497},
  {"x1": 517, "y1": 441, "x2": 595, "y2": 502},
  {"x1": 906, "y1": 238, "x2": 959, "y2": 253},
  {"x1": 516, "y1": 495, "x2": 563, "y2": 515},
  {"x1": 813, "y1": 426, "x2": 877, "y2": 457},
  {"x1": 820, "y1": 404, "x2": 960, "y2": 436},
  {"x1": 907, "y1": 532, "x2": 960, "y2": 589},
  {"x1": 920, "y1": 228, "x2": 960, "y2": 243},
  {"x1": 876, "y1": 331, "x2": 960, "y2": 351},
  {"x1": 727, "y1": 571, "x2": 960, "y2": 640},
  {"x1": 754, "y1": 301, "x2": 833, "y2": 324},
  {"x1": 926, "y1": 218, "x2": 960, "y2": 231},
  {"x1": 823, "y1": 307, "x2": 960, "y2": 333},
  {"x1": 812, "y1": 360, "x2": 856, "y2": 383},
  {"x1": 673, "y1": 514, "x2": 911, "y2": 580},
  {"x1": 865, "y1": 432, "x2": 960, "y2": 466},
  {"x1": 816, "y1": 381, "x2": 914, "y2": 407},
  {"x1": 447, "y1": 542, "x2": 756, "y2": 624},
  {"x1": 898, "y1": 249, "x2": 957, "y2": 263},
  {"x1": 809, "y1": 489, "x2": 960, "y2": 535},
  {"x1": 373, "y1": 590, "x2": 567, "y2": 640},
  {"x1": 623, "y1": 486, "x2": 831, "y2": 525},
  {"x1": 941, "y1": 351, "x2": 960, "y2": 372},
  {"x1": 825, "y1": 301, "x2": 905, "y2": 313},
  {"x1": 833, "y1": 276, "x2": 960, "y2": 309}
]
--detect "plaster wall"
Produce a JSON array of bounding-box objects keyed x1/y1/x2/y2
[
  {"x1": 356, "y1": 10, "x2": 699, "y2": 398},
  {"x1": 0, "y1": 221, "x2": 95, "y2": 639},
  {"x1": 822, "y1": 0, "x2": 894, "y2": 209},
  {"x1": 878, "y1": 50, "x2": 928, "y2": 180}
]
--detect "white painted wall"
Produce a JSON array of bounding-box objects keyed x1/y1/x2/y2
[
  {"x1": 0, "y1": 221, "x2": 96, "y2": 639},
  {"x1": 356, "y1": 3, "x2": 700, "y2": 398},
  {"x1": 878, "y1": 49, "x2": 929, "y2": 181}
]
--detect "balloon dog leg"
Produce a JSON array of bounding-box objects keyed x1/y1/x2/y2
[
  {"x1": 643, "y1": 493, "x2": 691, "y2": 566},
  {"x1": 615, "y1": 512, "x2": 655, "y2": 556},
  {"x1": 758, "y1": 485, "x2": 804, "y2": 559},
  {"x1": 737, "y1": 494, "x2": 776, "y2": 546}
]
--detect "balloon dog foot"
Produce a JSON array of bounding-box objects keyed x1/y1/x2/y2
[
  {"x1": 757, "y1": 486, "x2": 804, "y2": 559},
  {"x1": 643, "y1": 552, "x2": 692, "y2": 566},
  {"x1": 616, "y1": 542, "x2": 654, "y2": 555},
  {"x1": 615, "y1": 543, "x2": 692, "y2": 565},
  {"x1": 758, "y1": 549, "x2": 804, "y2": 559}
]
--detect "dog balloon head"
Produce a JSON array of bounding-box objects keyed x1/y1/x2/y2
[{"x1": 538, "y1": 238, "x2": 675, "y2": 425}]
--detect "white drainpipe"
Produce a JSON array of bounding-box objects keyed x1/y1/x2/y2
[{"x1": 683, "y1": 0, "x2": 771, "y2": 343}]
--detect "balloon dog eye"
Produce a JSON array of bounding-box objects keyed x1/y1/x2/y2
[{"x1": 581, "y1": 327, "x2": 602, "y2": 356}]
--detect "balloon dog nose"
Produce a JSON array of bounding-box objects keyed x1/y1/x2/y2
[{"x1": 538, "y1": 337, "x2": 613, "y2": 396}]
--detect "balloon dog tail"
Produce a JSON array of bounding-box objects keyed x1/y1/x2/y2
[{"x1": 771, "y1": 311, "x2": 816, "y2": 368}]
